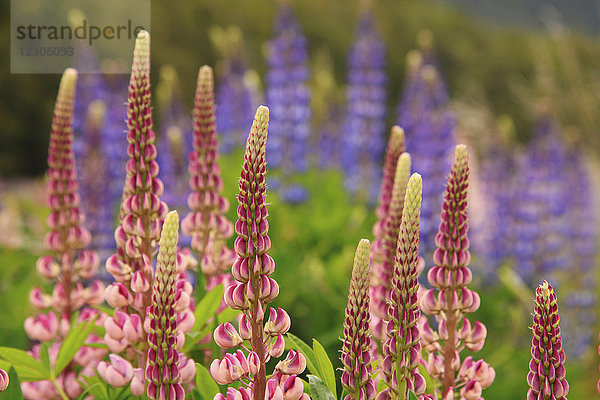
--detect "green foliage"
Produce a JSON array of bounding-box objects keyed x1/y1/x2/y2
[
  {"x1": 0, "y1": 367, "x2": 25, "y2": 400},
  {"x1": 286, "y1": 334, "x2": 337, "y2": 396},
  {"x1": 53, "y1": 318, "x2": 96, "y2": 378},
  {"x1": 0, "y1": 348, "x2": 48, "y2": 382},
  {"x1": 194, "y1": 363, "x2": 220, "y2": 400},
  {"x1": 307, "y1": 375, "x2": 336, "y2": 400}
]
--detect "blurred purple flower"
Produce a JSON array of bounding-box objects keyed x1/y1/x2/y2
[{"x1": 342, "y1": 9, "x2": 387, "y2": 202}]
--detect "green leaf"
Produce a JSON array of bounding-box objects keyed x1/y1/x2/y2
[
  {"x1": 285, "y1": 334, "x2": 319, "y2": 376},
  {"x1": 216, "y1": 308, "x2": 240, "y2": 324},
  {"x1": 307, "y1": 375, "x2": 335, "y2": 400},
  {"x1": 0, "y1": 348, "x2": 49, "y2": 381},
  {"x1": 82, "y1": 375, "x2": 108, "y2": 400},
  {"x1": 83, "y1": 342, "x2": 108, "y2": 350},
  {"x1": 54, "y1": 319, "x2": 95, "y2": 377},
  {"x1": 191, "y1": 389, "x2": 202, "y2": 400},
  {"x1": 0, "y1": 367, "x2": 24, "y2": 400},
  {"x1": 193, "y1": 284, "x2": 224, "y2": 332},
  {"x1": 408, "y1": 391, "x2": 419, "y2": 400},
  {"x1": 195, "y1": 363, "x2": 220, "y2": 400},
  {"x1": 312, "y1": 339, "x2": 336, "y2": 395}
]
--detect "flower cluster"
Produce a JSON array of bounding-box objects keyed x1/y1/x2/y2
[
  {"x1": 370, "y1": 127, "x2": 409, "y2": 343},
  {"x1": 182, "y1": 65, "x2": 236, "y2": 295},
  {"x1": 341, "y1": 239, "x2": 376, "y2": 400},
  {"x1": 527, "y1": 281, "x2": 569, "y2": 400},
  {"x1": 378, "y1": 173, "x2": 426, "y2": 399},
  {"x1": 419, "y1": 145, "x2": 495, "y2": 399},
  {"x1": 210, "y1": 106, "x2": 309, "y2": 400},
  {"x1": 265, "y1": 2, "x2": 311, "y2": 203},
  {"x1": 342, "y1": 7, "x2": 387, "y2": 202},
  {"x1": 23, "y1": 68, "x2": 107, "y2": 400},
  {"x1": 102, "y1": 32, "x2": 196, "y2": 389},
  {"x1": 396, "y1": 48, "x2": 455, "y2": 257}
]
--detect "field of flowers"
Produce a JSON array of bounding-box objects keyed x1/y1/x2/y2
[{"x1": 0, "y1": 1, "x2": 599, "y2": 399}]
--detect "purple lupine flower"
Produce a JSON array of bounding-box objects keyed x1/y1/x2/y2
[
  {"x1": 420, "y1": 145, "x2": 495, "y2": 399},
  {"x1": 73, "y1": 51, "x2": 128, "y2": 265},
  {"x1": 265, "y1": 3, "x2": 311, "y2": 202},
  {"x1": 370, "y1": 130, "x2": 409, "y2": 343},
  {"x1": 476, "y1": 129, "x2": 516, "y2": 279},
  {"x1": 511, "y1": 115, "x2": 569, "y2": 285},
  {"x1": 22, "y1": 68, "x2": 107, "y2": 400},
  {"x1": 396, "y1": 50, "x2": 455, "y2": 257},
  {"x1": 560, "y1": 148, "x2": 598, "y2": 358},
  {"x1": 378, "y1": 173, "x2": 426, "y2": 399},
  {"x1": 182, "y1": 65, "x2": 235, "y2": 295},
  {"x1": 214, "y1": 30, "x2": 255, "y2": 154},
  {"x1": 342, "y1": 8, "x2": 387, "y2": 202},
  {"x1": 157, "y1": 66, "x2": 193, "y2": 245},
  {"x1": 341, "y1": 239, "x2": 376, "y2": 400},
  {"x1": 527, "y1": 281, "x2": 569, "y2": 400},
  {"x1": 103, "y1": 32, "x2": 196, "y2": 377},
  {"x1": 146, "y1": 211, "x2": 185, "y2": 400},
  {"x1": 210, "y1": 106, "x2": 310, "y2": 400}
]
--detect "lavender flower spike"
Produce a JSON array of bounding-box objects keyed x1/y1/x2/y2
[
  {"x1": 147, "y1": 211, "x2": 184, "y2": 400},
  {"x1": 370, "y1": 150, "x2": 411, "y2": 343},
  {"x1": 527, "y1": 281, "x2": 569, "y2": 400},
  {"x1": 378, "y1": 173, "x2": 425, "y2": 400},
  {"x1": 420, "y1": 145, "x2": 495, "y2": 399},
  {"x1": 182, "y1": 65, "x2": 235, "y2": 292},
  {"x1": 341, "y1": 239, "x2": 376, "y2": 400}
]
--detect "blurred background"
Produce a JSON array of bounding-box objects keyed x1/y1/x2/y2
[{"x1": 1, "y1": 0, "x2": 599, "y2": 398}]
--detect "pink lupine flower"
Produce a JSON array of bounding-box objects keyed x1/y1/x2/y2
[
  {"x1": 130, "y1": 368, "x2": 145, "y2": 396},
  {"x1": 371, "y1": 148, "x2": 411, "y2": 345},
  {"x1": 146, "y1": 211, "x2": 185, "y2": 400},
  {"x1": 210, "y1": 105, "x2": 309, "y2": 400},
  {"x1": 527, "y1": 281, "x2": 568, "y2": 400},
  {"x1": 420, "y1": 145, "x2": 494, "y2": 398},
  {"x1": 24, "y1": 312, "x2": 58, "y2": 342},
  {"x1": 182, "y1": 65, "x2": 236, "y2": 293},
  {"x1": 378, "y1": 173, "x2": 426, "y2": 399},
  {"x1": 98, "y1": 354, "x2": 134, "y2": 387},
  {"x1": 341, "y1": 239, "x2": 376, "y2": 400},
  {"x1": 21, "y1": 380, "x2": 57, "y2": 400}
]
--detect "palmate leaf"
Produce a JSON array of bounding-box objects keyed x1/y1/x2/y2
[
  {"x1": 312, "y1": 339, "x2": 336, "y2": 396},
  {"x1": 195, "y1": 363, "x2": 220, "y2": 400},
  {"x1": 192, "y1": 284, "x2": 224, "y2": 332},
  {"x1": 408, "y1": 391, "x2": 419, "y2": 400},
  {"x1": 54, "y1": 317, "x2": 96, "y2": 377},
  {"x1": 307, "y1": 375, "x2": 335, "y2": 400},
  {"x1": 0, "y1": 348, "x2": 49, "y2": 381}
]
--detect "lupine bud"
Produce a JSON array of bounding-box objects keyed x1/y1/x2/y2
[
  {"x1": 370, "y1": 149, "x2": 410, "y2": 343},
  {"x1": 527, "y1": 281, "x2": 568, "y2": 400},
  {"x1": 421, "y1": 145, "x2": 493, "y2": 397},
  {"x1": 275, "y1": 350, "x2": 307, "y2": 376},
  {"x1": 341, "y1": 239, "x2": 375, "y2": 400},
  {"x1": 24, "y1": 312, "x2": 58, "y2": 342},
  {"x1": 146, "y1": 211, "x2": 184, "y2": 400},
  {"x1": 378, "y1": 173, "x2": 425, "y2": 398},
  {"x1": 182, "y1": 65, "x2": 235, "y2": 293},
  {"x1": 97, "y1": 354, "x2": 134, "y2": 387},
  {"x1": 214, "y1": 322, "x2": 244, "y2": 349}
]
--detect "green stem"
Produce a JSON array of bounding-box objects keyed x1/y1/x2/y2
[{"x1": 52, "y1": 378, "x2": 70, "y2": 400}]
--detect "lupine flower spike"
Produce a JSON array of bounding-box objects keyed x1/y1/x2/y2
[
  {"x1": 23, "y1": 68, "x2": 107, "y2": 400},
  {"x1": 370, "y1": 129, "x2": 409, "y2": 344},
  {"x1": 146, "y1": 211, "x2": 185, "y2": 400},
  {"x1": 420, "y1": 145, "x2": 495, "y2": 399},
  {"x1": 527, "y1": 281, "x2": 569, "y2": 400},
  {"x1": 103, "y1": 31, "x2": 196, "y2": 387},
  {"x1": 211, "y1": 106, "x2": 309, "y2": 400},
  {"x1": 378, "y1": 173, "x2": 426, "y2": 400},
  {"x1": 341, "y1": 239, "x2": 376, "y2": 400},
  {"x1": 182, "y1": 65, "x2": 235, "y2": 294}
]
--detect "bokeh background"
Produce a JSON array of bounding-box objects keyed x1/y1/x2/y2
[{"x1": 1, "y1": 0, "x2": 599, "y2": 399}]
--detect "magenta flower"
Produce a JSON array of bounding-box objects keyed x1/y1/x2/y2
[
  {"x1": 378, "y1": 173, "x2": 426, "y2": 399},
  {"x1": 527, "y1": 281, "x2": 568, "y2": 400},
  {"x1": 98, "y1": 354, "x2": 134, "y2": 388},
  {"x1": 211, "y1": 106, "x2": 309, "y2": 400},
  {"x1": 0, "y1": 368, "x2": 8, "y2": 392},
  {"x1": 341, "y1": 239, "x2": 376, "y2": 400},
  {"x1": 420, "y1": 145, "x2": 494, "y2": 398},
  {"x1": 182, "y1": 65, "x2": 235, "y2": 293},
  {"x1": 146, "y1": 211, "x2": 185, "y2": 400}
]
